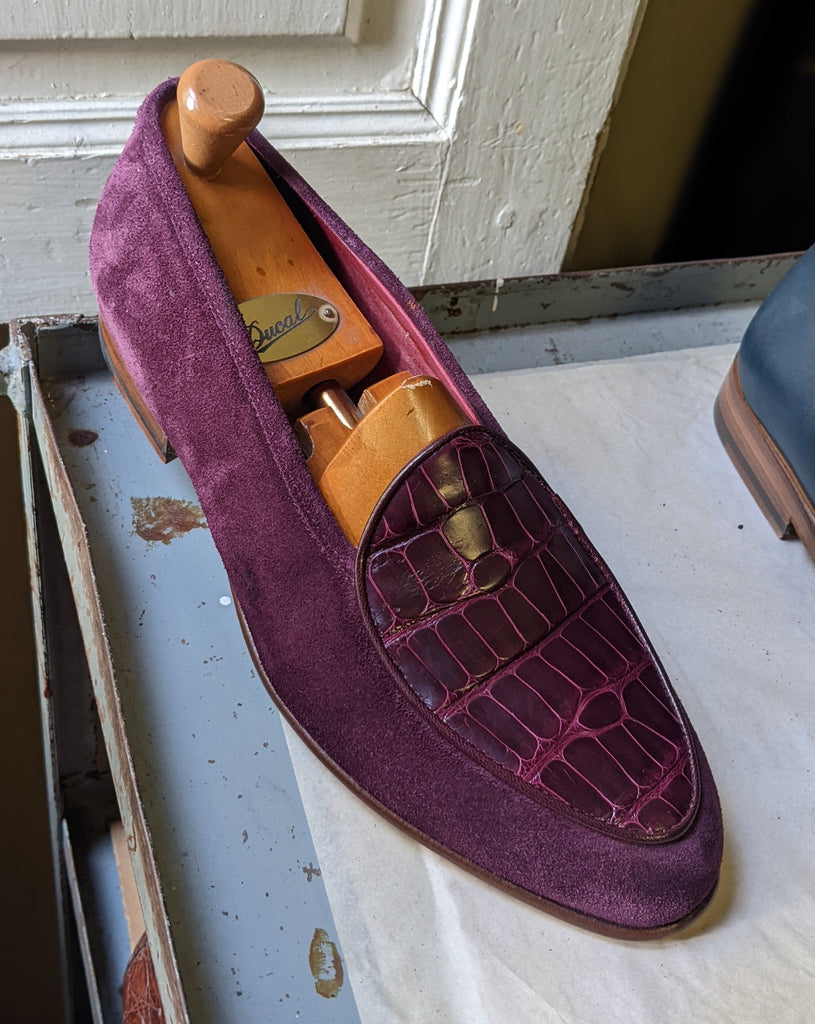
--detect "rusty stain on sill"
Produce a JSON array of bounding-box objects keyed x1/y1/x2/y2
[{"x1": 131, "y1": 496, "x2": 208, "y2": 546}]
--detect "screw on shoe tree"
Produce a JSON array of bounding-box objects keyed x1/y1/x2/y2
[{"x1": 160, "y1": 59, "x2": 471, "y2": 542}]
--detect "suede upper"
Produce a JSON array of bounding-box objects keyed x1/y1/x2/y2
[{"x1": 90, "y1": 78, "x2": 723, "y2": 935}]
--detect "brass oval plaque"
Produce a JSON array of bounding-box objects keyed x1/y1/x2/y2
[{"x1": 239, "y1": 293, "x2": 340, "y2": 364}]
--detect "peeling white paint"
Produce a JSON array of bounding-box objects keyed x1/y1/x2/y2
[{"x1": 491, "y1": 277, "x2": 504, "y2": 313}]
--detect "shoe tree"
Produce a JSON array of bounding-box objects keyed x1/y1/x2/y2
[{"x1": 163, "y1": 59, "x2": 470, "y2": 544}]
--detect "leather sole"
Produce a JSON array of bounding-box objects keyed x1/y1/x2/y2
[
  {"x1": 100, "y1": 317, "x2": 176, "y2": 463},
  {"x1": 714, "y1": 356, "x2": 815, "y2": 561}
]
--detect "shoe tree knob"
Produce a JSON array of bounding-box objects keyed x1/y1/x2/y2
[{"x1": 176, "y1": 59, "x2": 264, "y2": 178}]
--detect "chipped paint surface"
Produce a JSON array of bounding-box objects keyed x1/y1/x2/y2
[
  {"x1": 309, "y1": 928, "x2": 344, "y2": 999},
  {"x1": 302, "y1": 862, "x2": 322, "y2": 882},
  {"x1": 131, "y1": 496, "x2": 207, "y2": 546},
  {"x1": 68, "y1": 428, "x2": 99, "y2": 447}
]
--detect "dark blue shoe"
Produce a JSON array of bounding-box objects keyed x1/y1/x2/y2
[{"x1": 714, "y1": 246, "x2": 815, "y2": 561}]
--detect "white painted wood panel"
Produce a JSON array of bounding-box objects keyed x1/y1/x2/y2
[
  {"x1": 0, "y1": 140, "x2": 444, "y2": 322},
  {"x1": 0, "y1": 0, "x2": 646, "y2": 321},
  {"x1": 421, "y1": 0, "x2": 649, "y2": 281},
  {"x1": 0, "y1": 2, "x2": 421, "y2": 101},
  {"x1": 2, "y1": 0, "x2": 347, "y2": 40}
]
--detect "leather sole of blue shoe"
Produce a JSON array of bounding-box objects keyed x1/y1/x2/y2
[{"x1": 714, "y1": 356, "x2": 815, "y2": 562}]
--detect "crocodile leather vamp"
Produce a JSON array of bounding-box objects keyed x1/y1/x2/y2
[{"x1": 361, "y1": 428, "x2": 697, "y2": 842}]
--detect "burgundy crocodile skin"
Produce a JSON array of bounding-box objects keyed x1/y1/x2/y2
[
  {"x1": 122, "y1": 934, "x2": 165, "y2": 1024},
  {"x1": 361, "y1": 429, "x2": 697, "y2": 841}
]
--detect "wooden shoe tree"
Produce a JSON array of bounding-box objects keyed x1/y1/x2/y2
[{"x1": 162, "y1": 59, "x2": 470, "y2": 544}]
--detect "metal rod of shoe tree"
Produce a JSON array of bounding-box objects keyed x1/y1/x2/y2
[{"x1": 306, "y1": 381, "x2": 362, "y2": 430}]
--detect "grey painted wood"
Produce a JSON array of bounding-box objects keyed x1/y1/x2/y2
[{"x1": 22, "y1": 322, "x2": 361, "y2": 1022}]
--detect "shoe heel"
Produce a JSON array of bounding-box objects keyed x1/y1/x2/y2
[
  {"x1": 714, "y1": 356, "x2": 815, "y2": 557},
  {"x1": 99, "y1": 318, "x2": 176, "y2": 463}
]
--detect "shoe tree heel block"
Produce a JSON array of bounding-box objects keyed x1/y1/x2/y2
[
  {"x1": 714, "y1": 356, "x2": 815, "y2": 558},
  {"x1": 102, "y1": 59, "x2": 471, "y2": 543},
  {"x1": 296, "y1": 372, "x2": 470, "y2": 544}
]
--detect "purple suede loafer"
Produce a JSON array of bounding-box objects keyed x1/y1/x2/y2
[{"x1": 89, "y1": 76, "x2": 722, "y2": 937}]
